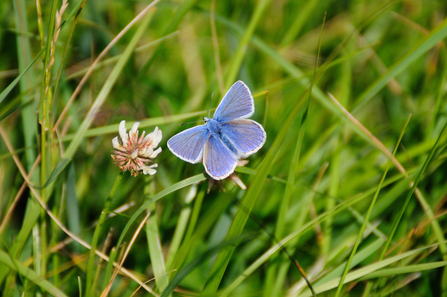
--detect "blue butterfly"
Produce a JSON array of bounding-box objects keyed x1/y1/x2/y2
[{"x1": 168, "y1": 81, "x2": 267, "y2": 180}]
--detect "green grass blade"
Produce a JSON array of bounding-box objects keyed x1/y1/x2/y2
[
  {"x1": 334, "y1": 115, "x2": 411, "y2": 296},
  {"x1": 104, "y1": 174, "x2": 206, "y2": 284},
  {"x1": 215, "y1": 170, "x2": 415, "y2": 296},
  {"x1": 0, "y1": 48, "x2": 44, "y2": 106},
  {"x1": 354, "y1": 17, "x2": 447, "y2": 111},
  {"x1": 298, "y1": 242, "x2": 447, "y2": 296},
  {"x1": 146, "y1": 208, "x2": 169, "y2": 294},
  {"x1": 378, "y1": 122, "x2": 447, "y2": 263},
  {"x1": 13, "y1": 0, "x2": 37, "y2": 170},
  {"x1": 165, "y1": 185, "x2": 197, "y2": 271},
  {"x1": 65, "y1": 163, "x2": 81, "y2": 252},
  {"x1": 168, "y1": 188, "x2": 232, "y2": 278},
  {"x1": 42, "y1": 158, "x2": 71, "y2": 188},
  {"x1": 225, "y1": 0, "x2": 272, "y2": 87},
  {"x1": 145, "y1": 177, "x2": 169, "y2": 295},
  {"x1": 314, "y1": 238, "x2": 385, "y2": 287},
  {"x1": 0, "y1": 250, "x2": 68, "y2": 297},
  {"x1": 279, "y1": 0, "x2": 319, "y2": 47},
  {"x1": 358, "y1": 261, "x2": 447, "y2": 281},
  {"x1": 161, "y1": 233, "x2": 254, "y2": 297},
  {"x1": 61, "y1": 111, "x2": 206, "y2": 141},
  {"x1": 85, "y1": 174, "x2": 122, "y2": 297}
]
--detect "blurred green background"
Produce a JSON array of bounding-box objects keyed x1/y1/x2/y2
[{"x1": 1, "y1": 0, "x2": 447, "y2": 296}]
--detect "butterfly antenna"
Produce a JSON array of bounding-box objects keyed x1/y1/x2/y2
[
  {"x1": 179, "y1": 119, "x2": 204, "y2": 126},
  {"x1": 233, "y1": 200, "x2": 317, "y2": 297},
  {"x1": 208, "y1": 92, "x2": 214, "y2": 118}
]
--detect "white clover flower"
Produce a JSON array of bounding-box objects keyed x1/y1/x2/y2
[{"x1": 111, "y1": 120, "x2": 162, "y2": 176}]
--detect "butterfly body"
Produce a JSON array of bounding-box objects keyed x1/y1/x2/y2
[
  {"x1": 204, "y1": 117, "x2": 221, "y2": 134},
  {"x1": 168, "y1": 81, "x2": 266, "y2": 180}
]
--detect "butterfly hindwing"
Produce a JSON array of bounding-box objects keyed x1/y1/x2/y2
[
  {"x1": 203, "y1": 134, "x2": 237, "y2": 180},
  {"x1": 220, "y1": 119, "x2": 266, "y2": 158},
  {"x1": 167, "y1": 125, "x2": 210, "y2": 164},
  {"x1": 213, "y1": 81, "x2": 254, "y2": 122}
]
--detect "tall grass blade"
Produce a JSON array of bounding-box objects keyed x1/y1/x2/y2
[
  {"x1": 0, "y1": 49, "x2": 44, "y2": 106},
  {"x1": 354, "y1": 17, "x2": 447, "y2": 111},
  {"x1": 334, "y1": 115, "x2": 411, "y2": 296}
]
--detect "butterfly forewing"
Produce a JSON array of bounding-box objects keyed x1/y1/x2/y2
[
  {"x1": 220, "y1": 119, "x2": 266, "y2": 158},
  {"x1": 203, "y1": 135, "x2": 237, "y2": 180},
  {"x1": 213, "y1": 81, "x2": 254, "y2": 122},
  {"x1": 167, "y1": 125, "x2": 210, "y2": 163}
]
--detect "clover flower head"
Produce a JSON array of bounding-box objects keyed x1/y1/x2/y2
[{"x1": 111, "y1": 120, "x2": 162, "y2": 176}]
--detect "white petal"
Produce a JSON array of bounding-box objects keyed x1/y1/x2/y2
[
  {"x1": 112, "y1": 137, "x2": 122, "y2": 150},
  {"x1": 131, "y1": 122, "x2": 140, "y2": 132},
  {"x1": 143, "y1": 126, "x2": 162, "y2": 147},
  {"x1": 119, "y1": 120, "x2": 128, "y2": 147},
  {"x1": 149, "y1": 147, "x2": 162, "y2": 158},
  {"x1": 142, "y1": 130, "x2": 155, "y2": 143},
  {"x1": 140, "y1": 147, "x2": 153, "y2": 157},
  {"x1": 130, "y1": 122, "x2": 140, "y2": 138},
  {"x1": 142, "y1": 163, "x2": 158, "y2": 175},
  {"x1": 153, "y1": 127, "x2": 162, "y2": 146},
  {"x1": 131, "y1": 148, "x2": 139, "y2": 159}
]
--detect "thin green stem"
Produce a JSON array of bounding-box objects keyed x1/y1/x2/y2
[
  {"x1": 225, "y1": 0, "x2": 272, "y2": 88},
  {"x1": 334, "y1": 115, "x2": 410, "y2": 297},
  {"x1": 86, "y1": 174, "x2": 122, "y2": 297},
  {"x1": 373, "y1": 121, "x2": 447, "y2": 292}
]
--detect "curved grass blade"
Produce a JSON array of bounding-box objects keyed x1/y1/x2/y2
[
  {"x1": 104, "y1": 174, "x2": 207, "y2": 286},
  {"x1": 65, "y1": 31, "x2": 179, "y2": 81},
  {"x1": 0, "y1": 48, "x2": 44, "y2": 105}
]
